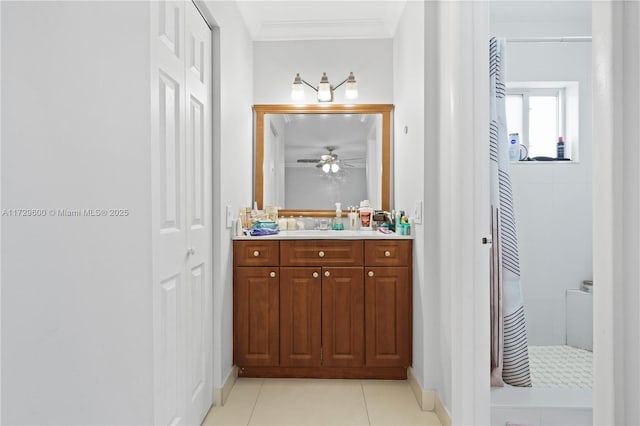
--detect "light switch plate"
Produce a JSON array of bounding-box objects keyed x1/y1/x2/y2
[
  {"x1": 413, "y1": 200, "x2": 423, "y2": 224},
  {"x1": 226, "y1": 205, "x2": 233, "y2": 228}
]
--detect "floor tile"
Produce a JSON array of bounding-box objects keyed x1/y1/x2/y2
[
  {"x1": 362, "y1": 380, "x2": 441, "y2": 426},
  {"x1": 528, "y1": 345, "x2": 592, "y2": 388},
  {"x1": 201, "y1": 378, "x2": 442, "y2": 426},
  {"x1": 249, "y1": 379, "x2": 369, "y2": 426},
  {"x1": 202, "y1": 378, "x2": 263, "y2": 426}
]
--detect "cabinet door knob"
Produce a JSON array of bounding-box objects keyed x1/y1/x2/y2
[
  {"x1": 384, "y1": 250, "x2": 391, "y2": 257},
  {"x1": 368, "y1": 271, "x2": 374, "y2": 277},
  {"x1": 188, "y1": 247, "x2": 196, "y2": 256},
  {"x1": 253, "y1": 250, "x2": 260, "y2": 257},
  {"x1": 312, "y1": 272, "x2": 319, "y2": 278},
  {"x1": 324, "y1": 271, "x2": 330, "y2": 277},
  {"x1": 318, "y1": 251, "x2": 325, "y2": 258},
  {"x1": 270, "y1": 271, "x2": 276, "y2": 278}
]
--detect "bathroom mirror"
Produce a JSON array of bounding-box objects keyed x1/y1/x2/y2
[{"x1": 254, "y1": 104, "x2": 392, "y2": 217}]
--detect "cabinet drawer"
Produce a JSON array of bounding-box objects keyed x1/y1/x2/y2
[
  {"x1": 234, "y1": 241, "x2": 279, "y2": 266},
  {"x1": 364, "y1": 240, "x2": 412, "y2": 266},
  {"x1": 280, "y1": 240, "x2": 363, "y2": 266}
]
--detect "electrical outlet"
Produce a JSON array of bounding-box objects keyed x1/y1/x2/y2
[
  {"x1": 226, "y1": 205, "x2": 233, "y2": 228},
  {"x1": 413, "y1": 200, "x2": 423, "y2": 224}
]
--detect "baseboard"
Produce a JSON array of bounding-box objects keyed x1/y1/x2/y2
[
  {"x1": 407, "y1": 367, "x2": 435, "y2": 410},
  {"x1": 407, "y1": 367, "x2": 450, "y2": 425},
  {"x1": 435, "y1": 394, "x2": 452, "y2": 426},
  {"x1": 213, "y1": 366, "x2": 238, "y2": 406}
]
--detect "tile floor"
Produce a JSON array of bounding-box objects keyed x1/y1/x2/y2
[
  {"x1": 202, "y1": 378, "x2": 442, "y2": 426},
  {"x1": 528, "y1": 345, "x2": 592, "y2": 388}
]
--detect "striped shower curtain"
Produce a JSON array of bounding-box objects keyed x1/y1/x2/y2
[{"x1": 489, "y1": 37, "x2": 531, "y2": 387}]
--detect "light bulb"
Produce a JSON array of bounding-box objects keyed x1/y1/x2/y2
[
  {"x1": 317, "y1": 72, "x2": 333, "y2": 102},
  {"x1": 322, "y1": 163, "x2": 330, "y2": 173},
  {"x1": 291, "y1": 73, "x2": 305, "y2": 101},
  {"x1": 344, "y1": 72, "x2": 358, "y2": 100},
  {"x1": 331, "y1": 163, "x2": 340, "y2": 173}
]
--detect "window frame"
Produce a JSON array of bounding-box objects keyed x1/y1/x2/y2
[{"x1": 506, "y1": 86, "x2": 567, "y2": 159}]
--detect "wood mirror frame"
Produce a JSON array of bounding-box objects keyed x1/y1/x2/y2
[{"x1": 254, "y1": 104, "x2": 393, "y2": 218}]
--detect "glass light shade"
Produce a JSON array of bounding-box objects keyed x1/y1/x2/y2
[
  {"x1": 291, "y1": 73, "x2": 305, "y2": 100},
  {"x1": 317, "y1": 72, "x2": 333, "y2": 102},
  {"x1": 344, "y1": 72, "x2": 358, "y2": 100},
  {"x1": 331, "y1": 163, "x2": 340, "y2": 173},
  {"x1": 322, "y1": 163, "x2": 331, "y2": 173},
  {"x1": 291, "y1": 83, "x2": 305, "y2": 101}
]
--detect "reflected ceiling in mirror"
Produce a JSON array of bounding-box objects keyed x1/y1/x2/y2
[{"x1": 254, "y1": 104, "x2": 392, "y2": 216}]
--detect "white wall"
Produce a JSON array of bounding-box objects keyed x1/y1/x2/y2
[
  {"x1": 393, "y1": 0, "x2": 434, "y2": 400},
  {"x1": 253, "y1": 39, "x2": 393, "y2": 104},
  {"x1": 2, "y1": 2, "x2": 154, "y2": 423},
  {"x1": 592, "y1": 2, "x2": 640, "y2": 423},
  {"x1": 203, "y1": 0, "x2": 254, "y2": 396},
  {"x1": 491, "y1": 19, "x2": 593, "y2": 346}
]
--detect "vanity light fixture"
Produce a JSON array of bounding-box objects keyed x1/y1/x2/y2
[{"x1": 291, "y1": 72, "x2": 358, "y2": 102}]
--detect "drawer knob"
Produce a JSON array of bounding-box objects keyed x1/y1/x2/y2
[
  {"x1": 313, "y1": 272, "x2": 319, "y2": 278},
  {"x1": 318, "y1": 251, "x2": 325, "y2": 258},
  {"x1": 324, "y1": 271, "x2": 330, "y2": 277},
  {"x1": 253, "y1": 250, "x2": 260, "y2": 257},
  {"x1": 368, "y1": 271, "x2": 374, "y2": 277},
  {"x1": 384, "y1": 250, "x2": 391, "y2": 257},
  {"x1": 270, "y1": 271, "x2": 276, "y2": 278}
]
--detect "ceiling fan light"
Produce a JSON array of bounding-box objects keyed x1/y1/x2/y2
[
  {"x1": 322, "y1": 163, "x2": 331, "y2": 173},
  {"x1": 344, "y1": 72, "x2": 358, "y2": 100},
  {"x1": 331, "y1": 163, "x2": 340, "y2": 173}
]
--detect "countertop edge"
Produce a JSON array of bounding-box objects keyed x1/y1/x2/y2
[{"x1": 232, "y1": 230, "x2": 414, "y2": 240}]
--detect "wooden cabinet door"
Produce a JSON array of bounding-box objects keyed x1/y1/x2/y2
[
  {"x1": 234, "y1": 267, "x2": 279, "y2": 366},
  {"x1": 322, "y1": 267, "x2": 364, "y2": 367},
  {"x1": 365, "y1": 266, "x2": 411, "y2": 367},
  {"x1": 280, "y1": 267, "x2": 322, "y2": 367}
]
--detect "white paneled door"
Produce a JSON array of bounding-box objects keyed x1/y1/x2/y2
[{"x1": 151, "y1": 1, "x2": 212, "y2": 425}]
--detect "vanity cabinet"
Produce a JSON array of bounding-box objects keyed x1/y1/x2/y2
[
  {"x1": 233, "y1": 238, "x2": 412, "y2": 379},
  {"x1": 233, "y1": 241, "x2": 280, "y2": 367},
  {"x1": 279, "y1": 266, "x2": 364, "y2": 368}
]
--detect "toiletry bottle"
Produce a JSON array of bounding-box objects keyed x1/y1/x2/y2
[
  {"x1": 556, "y1": 136, "x2": 565, "y2": 159},
  {"x1": 332, "y1": 202, "x2": 344, "y2": 230},
  {"x1": 509, "y1": 133, "x2": 520, "y2": 161},
  {"x1": 359, "y1": 200, "x2": 373, "y2": 230},
  {"x1": 348, "y1": 206, "x2": 358, "y2": 230},
  {"x1": 395, "y1": 210, "x2": 404, "y2": 232}
]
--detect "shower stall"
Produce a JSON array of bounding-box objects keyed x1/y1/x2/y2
[{"x1": 489, "y1": 1, "x2": 593, "y2": 424}]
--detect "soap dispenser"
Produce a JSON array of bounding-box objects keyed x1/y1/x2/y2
[{"x1": 332, "y1": 202, "x2": 344, "y2": 230}]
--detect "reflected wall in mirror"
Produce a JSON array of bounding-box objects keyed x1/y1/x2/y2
[{"x1": 254, "y1": 104, "x2": 392, "y2": 216}]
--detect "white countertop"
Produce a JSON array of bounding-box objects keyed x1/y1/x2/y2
[{"x1": 232, "y1": 229, "x2": 413, "y2": 240}]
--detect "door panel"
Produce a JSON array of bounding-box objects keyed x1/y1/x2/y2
[
  {"x1": 280, "y1": 268, "x2": 322, "y2": 367},
  {"x1": 365, "y1": 267, "x2": 411, "y2": 367},
  {"x1": 152, "y1": 1, "x2": 212, "y2": 425},
  {"x1": 153, "y1": 1, "x2": 186, "y2": 424},
  {"x1": 234, "y1": 267, "x2": 280, "y2": 366},
  {"x1": 322, "y1": 267, "x2": 364, "y2": 367},
  {"x1": 184, "y1": 1, "x2": 212, "y2": 423}
]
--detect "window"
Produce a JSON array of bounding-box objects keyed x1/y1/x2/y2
[{"x1": 506, "y1": 87, "x2": 566, "y2": 159}]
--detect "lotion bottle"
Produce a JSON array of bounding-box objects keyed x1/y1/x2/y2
[
  {"x1": 359, "y1": 200, "x2": 373, "y2": 230},
  {"x1": 332, "y1": 202, "x2": 344, "y2": 230}
]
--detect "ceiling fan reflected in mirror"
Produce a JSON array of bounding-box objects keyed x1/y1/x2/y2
[{"x1": 296, "y1": 146, "x2": 360, "y2": 173}]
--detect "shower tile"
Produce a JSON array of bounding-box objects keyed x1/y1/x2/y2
[{"x1": 528, "y1": 345, "x2": 592, "y2": 388}]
